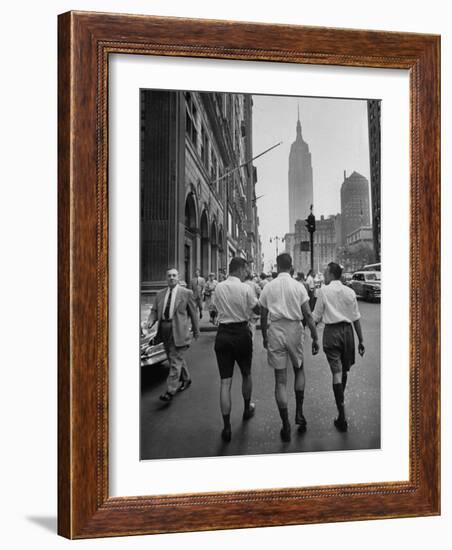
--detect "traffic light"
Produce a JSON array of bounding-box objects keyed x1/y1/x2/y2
[{"x1": 305, "y1": 212, "x2": 316, "y2": 233}]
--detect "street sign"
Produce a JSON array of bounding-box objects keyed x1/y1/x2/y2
[{"x1": 300, "y1": 240, "x2": 310, "y2": 252}]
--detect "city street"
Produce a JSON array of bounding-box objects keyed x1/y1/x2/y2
[{"x1": 140, "y1": 300, "x2": 380, "y2": 460}]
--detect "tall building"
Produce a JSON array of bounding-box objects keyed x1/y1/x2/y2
[
  {"x1": 368, "y1": 100, "x2": 381, "y2": 262},
  {"x1": 140, "y1": 90, "x2": 260, "y2": 296},
  {"x1": 288, "y1": 107, "x2": 313, "y2": 231},
  {"x1": 340, "y1": 170, "x2": 371, "y2": 244}
]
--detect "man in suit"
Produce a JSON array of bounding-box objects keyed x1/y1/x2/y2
[
  {"x1": 147, "y1": 268, "x2": 200, "y2": 402},
  {"x1": 189, "y1": 268, "x2": 206, "y2": 319}
]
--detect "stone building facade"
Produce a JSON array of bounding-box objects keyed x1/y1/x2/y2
[
  {"x1": 284, "y1": 214, "x2": 341, "y2": 274},
  {"x1": 140, "y1": 90, "x2": 260, "y2": 294},
  {"x1": 367, "y1": 100, "x2": 381, "y2": 262}
]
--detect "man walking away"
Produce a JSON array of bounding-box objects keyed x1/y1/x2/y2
[
  {"x1": 147, "y1": 268, "x2": 200, "y2": 403},
  {"x1": 260, "y1": 253, "x2": 319, "y2": 442},
  {"x1": 313, "y1": 262, "x2": 365, "y2": 432},
  {"x1": 189, "y1": 268, "x2": 206, "y2": 319},
  {"x1": 213, "y1": 258, "x2": 260, "y2": 442}
]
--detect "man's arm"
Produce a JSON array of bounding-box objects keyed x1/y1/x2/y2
[
  {"x1": 301, "y1": 301, "x2": 319, "y2": 355},
  {"x1": 350, "y1": 294, "x2": 364, "y2": 355},
  {"x1": 353, "y1": 319, "x2": 365, "y2": 356},
  {"x1": 260, "y1": 306, "x2": 269, "y2": 348},
  {"x1": 312, "y1": 291, "x2": 324, "y2": 325},
  {"x1": 187, "y1": 290, "x2": 200, "y2": 339}
]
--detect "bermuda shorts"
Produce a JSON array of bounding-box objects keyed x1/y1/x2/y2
[
  {"x1": 267, "y1": 319, "x2": 304, "y2": 370},
  {"x1": 214, "y1": 322, "x2": 253, "y2": 379},
  {"x1": 323, "y1": 322, "x2": 355, "y2": 374}
]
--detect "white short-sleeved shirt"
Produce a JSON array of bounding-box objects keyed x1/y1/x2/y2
[
  {"x1": 213, "y1": 276, "x2": 258, "y2": 324},
  {"x1": 259, "y1": 272, "x2": 309, "y2": 321},
  {"x1": 312, "y1": 280, "x2": 361, "y2": 324}
]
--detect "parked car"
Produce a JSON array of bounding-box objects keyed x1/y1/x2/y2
[
  {"x1": 140, "y1": 322, "x2": 167, "y2": 367},
  {"x1": 350, "y1": 270, "x2": 381, "y2": 301},
  {"x1": 341, "y1": 272, "x2": 353, "y2": 287}
]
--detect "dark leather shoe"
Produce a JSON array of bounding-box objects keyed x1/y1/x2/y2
[
  {"x1": 221, "y1": 427, "x2": 232, "y2": 442},
  {"x1": 295, "y1": 412, "x2": 307, "y2": 431},
  {"x1": 334, "y1": 417, "x2": 348, "y2": 432},
  {"x1": 178, "y1": 379, "x2": 192, "y2": 392},
  {"x1": 280, "y1": 424, "x2": 291, "y2": 442},
  {"x1": 243, "y1": 402, "x2": 256, "y2": 420},
  {"x1": 159, "y1": 392, "x2": 173, "y2": 402}
]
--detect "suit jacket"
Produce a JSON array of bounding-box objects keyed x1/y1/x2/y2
[
  {"x1": 189, "y1": 276, "x2": 206, "y2": 300},
  {"x1": 150, "y1": 285, "x2": 199, "y2": 347}
]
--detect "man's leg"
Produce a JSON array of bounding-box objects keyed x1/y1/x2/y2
[
  {"x1": 215, "y1": 328, "x2": 234, "y2": 442},
  {"x1": 220, "y1": 378, "x2": 233, "y2": 441},
  {"x1": 166, "y1": 343, "x2": 185, "y2": 395},
  {"x1": 341, "y1": 370, "x2": 348, "y2": 391},
  {"x1": 238, "y1": 328, "x2": 255, "y2": 420},
  {"x1": 274, "y1": 368, "x2": 291, "y2": 441},
  {"x1": 294, "y1": 363, "x2": 306, "y2": 432},
  {"x1": 332, "y1": 369, "x2": 347, "y2": 431},
  {"x1": 177, "y1": 351, "x2": 192, "y2": 391}
]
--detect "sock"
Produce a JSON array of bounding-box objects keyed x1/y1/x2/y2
[
  {"x1": 342, "y1": 372, "x2": 348, "y2": 392},
  {"x1": 295, "y1": 390, "x2": 304, "y2": 416},
  {"x1": 222, "y1": 414, "x2": 231, "y2": 429},
  {"x1": 278, "y1": 406, "x2": 290, "y2": 428},
  {"x1": 333, "y1": 383, "x2": 345, "y2": 420}
]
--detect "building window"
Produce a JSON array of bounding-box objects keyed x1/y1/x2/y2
[
  {"x1": 200, "y1": 125, "x2": 209, "y2": 167},
  {"x1": 210, "y1": 150, "x2": 218, "y2": 182},
  {"x1": 185, "y1": 92, "x2": 198, "y2": 148}
]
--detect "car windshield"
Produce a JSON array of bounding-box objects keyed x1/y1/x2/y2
[{"x1": 365, "y1": 273, "x2": 381, "y2": 281}]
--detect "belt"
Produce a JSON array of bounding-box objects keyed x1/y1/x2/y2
[
  {"x1": 160, "y1": 319, "x2": 172, "y2": 323},
  {"x1": 325, "y1": 321, "x2": 352, "y2": 327},
  {"x1": 219, "y1": 321, "x2": 248, "y2": 328}
]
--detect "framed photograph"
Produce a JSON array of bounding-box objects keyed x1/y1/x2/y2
[{"x1": 58, "y1": 11, "x2": 440, "y2": 539}]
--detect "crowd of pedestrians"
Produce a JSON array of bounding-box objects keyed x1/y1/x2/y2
[{"x1": 147, "y1": 253, "x2": 365, "y2": 442}]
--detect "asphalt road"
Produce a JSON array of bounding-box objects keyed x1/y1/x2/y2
[{"x1": 140, "y1": 300, "x2": 380, "y2": 460}]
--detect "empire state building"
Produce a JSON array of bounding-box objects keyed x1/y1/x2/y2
[{"x1": 288, "y1": 109, "x2": 313, "y2": 231}]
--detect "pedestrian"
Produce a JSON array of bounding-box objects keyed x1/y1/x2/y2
[
  {"x1": 306, "y1": 268, "x2": 316, "y2": 310},
  {"x1": 147, "y1": 268, "x2": 200, "y2": 403},
  {"x1": 203, "y1": 272, "x2": 218, "y2": 324},
  {"x1": 259, "y1": 272, "x2": 268, "y2": 290},
  {"x1": 312, "y1": 262, "x2": 365, "y2": 432},
  {"x1": 244, "y1": 271, "x2": 261, "y2": 339},
  {"x1": 189, "y1": 268, "x2": 206, "y2": 319},
  {"x1": 212, "y1": 257, "x2": 260, "y2": 442},
  {"x1": 260, "y1": 253, "x2": 319, "y2": 442}
]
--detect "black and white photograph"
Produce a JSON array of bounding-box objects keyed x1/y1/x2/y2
[{"x1": 139, "y1": 89, "x2": 381, "y2": 460}]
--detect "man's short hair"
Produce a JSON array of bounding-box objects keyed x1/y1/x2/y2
[
  {"x1": 229, "y1": 257, "x2": 247, "y2": 274},
  {"x1": 166, "y1": 267, "x2": 178, "y2": 275},
  {"x1": 327, "y1": 262, "x2": 343, "y2": 280},
  {"x1": 260, "y1": 272, "x2": 267, "y2": 280},
  {"x1": 276, "y1": 253, "x2": 292, "y2": 271}
]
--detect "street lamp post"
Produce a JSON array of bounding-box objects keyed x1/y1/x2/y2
[
  {"x1": 305, "y1": 205, "x2": 316, "y2": 273},
  {"x1": 269, "y1": 235, "x2": 285, "y2": 269}
]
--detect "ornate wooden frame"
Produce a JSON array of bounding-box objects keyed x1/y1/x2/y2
[{"x1": 58, "y1": 11, "x2": 440, "y2": 539}]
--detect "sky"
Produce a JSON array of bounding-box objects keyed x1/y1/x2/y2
[{"x1": 251, "y1": 95, "x2": 371, "y2": 271}]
